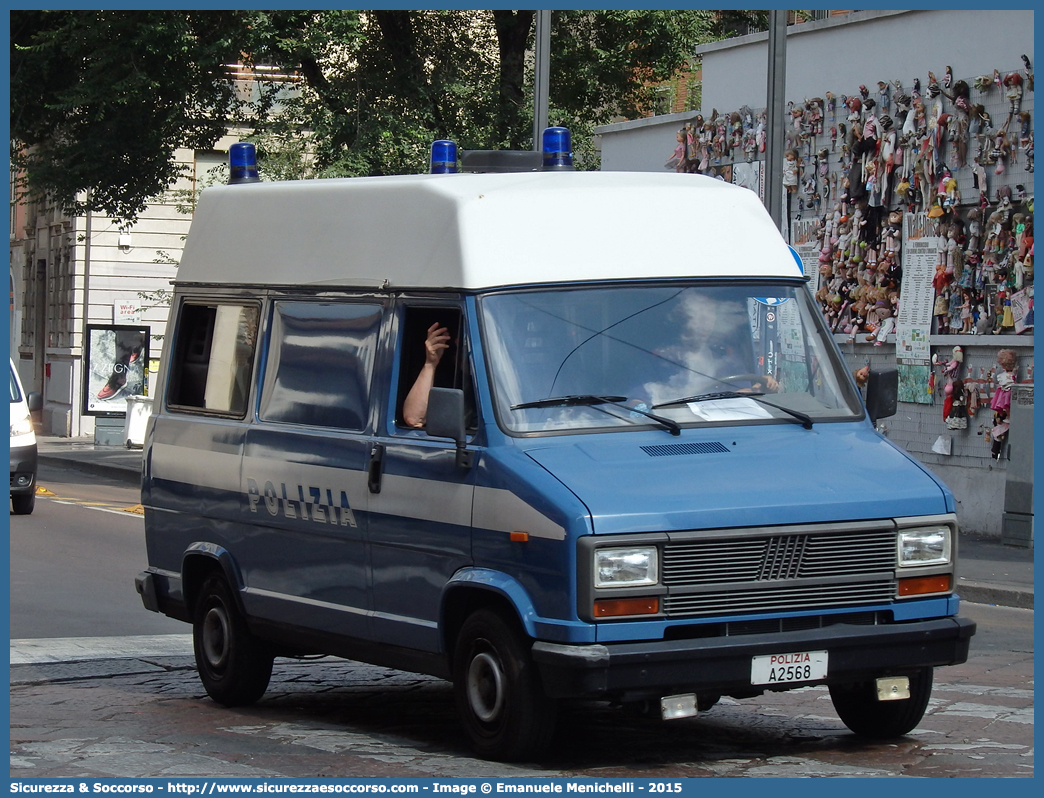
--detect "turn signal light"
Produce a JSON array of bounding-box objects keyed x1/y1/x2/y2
[
  {"x1": 593, "y1": 597, "x2": 659, "y2": 617},
  {"x1": 898, "y1": 574, "x2": 952, "y2": 596}
]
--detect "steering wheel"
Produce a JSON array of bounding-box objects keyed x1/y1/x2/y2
[{"x1": 714, "y1": 373, "x2": 765, "y2": 388}]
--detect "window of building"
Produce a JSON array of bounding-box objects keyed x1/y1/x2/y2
[
  {"x1": 259, "y1": 301, "x2": 382, "y2": 430},
  {"x1": 167, "y1": 302, "x2": 260, "y2": 416}
]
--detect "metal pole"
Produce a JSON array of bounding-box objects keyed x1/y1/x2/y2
[
  {"x1": 79, "y1": 193, "x2": 92, "y2": 436},
  {"x1": 765, "y1": 10, "x2": 788, "y2": 232},
  {"x1": 533, "y1": 9, "x2": 551, "y2": 149}
]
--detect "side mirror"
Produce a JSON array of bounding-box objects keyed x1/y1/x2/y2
[
  {"x1": 865, "y1": 368, "x2": 898, "y2": 424},
  {"x1": 426, "y1": 388, "x2": 473, "y2": 468},
  {"x1": 26, "y1": 391, "x2": 43, "y2": 414}
]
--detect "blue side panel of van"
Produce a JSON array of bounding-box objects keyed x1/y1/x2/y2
[
  {"x1": 368, "y1": 438, "x2": 476, "y2": 652},
  {"x1": 470, "y1": 446, "x2": 596, "y2": 644},
  {"x1": 240, "y1": 425, "x2": 372, "y2": 640},
  {"x1": 144, "y1": 415, "x2": 248, "y2": 574}
]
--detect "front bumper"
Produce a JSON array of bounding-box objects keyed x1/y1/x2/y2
[
  {"x1": 532, "y1": 615, "x2": 976, "y2": 699},
  {"x1": 10, "y1": 442, "x2": 38, "y2": 496}
]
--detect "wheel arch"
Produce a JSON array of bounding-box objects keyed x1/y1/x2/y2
[
  {"x1": 441, "y1": 568, "x2": 539, "y2": 664},
  {"x1": 181, "y1": 542, "x2": 245, "y2": 617}
]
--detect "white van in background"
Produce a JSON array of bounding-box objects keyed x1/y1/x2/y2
[{"x1": 10, "y1": 358, "x2": 41, "y2": 515}]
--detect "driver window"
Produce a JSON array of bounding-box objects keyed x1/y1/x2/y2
[{"x1": 396, "y1": 306, "x2": 476, "y2": 431}]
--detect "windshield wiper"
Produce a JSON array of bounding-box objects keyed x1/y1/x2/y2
[
  {"x1": 652, "y1": 391, "x2": 813, "y2": 430},
  {"x1": 511, "y1": 394, "x2": 681, "y2": 436},
  {"x1": 512, "y1": 394, "x2": 628, "y2": 410}
]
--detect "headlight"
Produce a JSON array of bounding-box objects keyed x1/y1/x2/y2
[
  {"x1": 11, "y1": 415, "x2": 34, "y2": 437},
  {"x1": 594, "y1": 547, "x2": 658, "y2": 587},
  {"x1": 898, "y1": 527, "x2": 951, "y2": 567}
]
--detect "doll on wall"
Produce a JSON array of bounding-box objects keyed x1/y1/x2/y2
[
  {"x1": 945, "y1": 378, "x2": 968, "y2": 430},
  {"x1": 783, "y1": 148, "x2": 800, "y2": 193},
  {"x1": 959, "y1": 289, "x2": 974, "y2": 333},
  {"x1": 665, "y1": 129, "x2": 688, "y2": 173},
  {"x1": 990, "y1": 349, "x2": 1018, "y2": 414}
]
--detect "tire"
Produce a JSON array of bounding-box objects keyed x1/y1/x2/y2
[
  {"x1": 453, "y1": 607, "x2": 557, "y2": 761},
  {"x1": 11, "y1": 492, "x2": 35, "y2": 515},
  {"x1": 829, "y1": 667, "x2": 933, "y2": 738},
  {"x1": 192, "y1": 573, "x2": 274, "y2": 707}
]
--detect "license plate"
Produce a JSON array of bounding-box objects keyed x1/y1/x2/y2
[{"x1": 750, "y1": 650, "x2": 828, "y2": 685}]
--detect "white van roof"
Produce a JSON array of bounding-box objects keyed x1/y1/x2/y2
[{"x1": 176, "y1": 171, "x2": 800, "y2": 290}]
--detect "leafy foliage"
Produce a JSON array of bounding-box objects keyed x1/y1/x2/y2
[
  {"x1": 12, "y1": 10, "x2": 753, "y2": 221},
  {"x1": 11, "y1": 10, "x2": 250, "y2": 220}
]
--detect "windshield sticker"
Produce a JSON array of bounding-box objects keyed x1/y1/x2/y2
[
  {"x1": 687, "y1": 397, "x2": 774, "y2": 422},
  {"x1": 753, "y1": 297, "x2": 791, "y2": 306}
]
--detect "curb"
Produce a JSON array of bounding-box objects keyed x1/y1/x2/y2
[
  {"x1": 37, "y1": 454, "x2": 141, "y2": 487},
  {"x1": 958, "y1": 581, "x2": 1034, "y2": 610}
]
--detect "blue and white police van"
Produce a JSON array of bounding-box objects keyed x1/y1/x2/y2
[{"x1": 137, "y1": 133, "x2": 975, "y2": 761}]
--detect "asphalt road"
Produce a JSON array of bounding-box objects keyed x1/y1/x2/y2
[{"x1": 9, "y1": 463, "x2": 185, "y2": 639}]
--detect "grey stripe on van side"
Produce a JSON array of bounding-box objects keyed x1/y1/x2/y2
[
  {"x1": 473, "y1": 485, "x2": 567, "y2": 541},
  {"x1": 156, "y1": 448, "x2": 565, "y2": 541},
  {"x1": 370, "y1": 474, "x2": 473, "y2": 528},
  {"x1": 152, "y1": 443, "x2": 242, "y2": 493}
]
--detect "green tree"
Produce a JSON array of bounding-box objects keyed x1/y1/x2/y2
[
  {"x1": 11, "y1": 10, "x2": 254, "y2": 221},
  {"x1": 12, "y1": 10, "x2": 750, "y2": 221}
]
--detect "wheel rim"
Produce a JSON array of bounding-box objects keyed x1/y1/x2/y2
[
  {"x1": 466, "y1": 649, "x2": 505, "y2": 724},
  {"x1": 202, "y1": 603, "x2": 231, "y2": 672}
]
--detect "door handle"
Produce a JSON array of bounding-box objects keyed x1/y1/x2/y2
[{"x1": 367, "y1": 443, "x2": 385, "y2": 494}]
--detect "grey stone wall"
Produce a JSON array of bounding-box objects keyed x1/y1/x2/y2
[{"x1": 839, "y1": 336, "x2": 1032, "y2": 536}]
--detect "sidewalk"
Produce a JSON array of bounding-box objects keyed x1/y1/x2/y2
[{"x1": 35, "y1": 435, "x2": 1034, "y2": 609}]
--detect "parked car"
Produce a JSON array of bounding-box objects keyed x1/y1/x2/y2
[{"x1": 10, "y1": 358, "x2": 41, "y2": 515}]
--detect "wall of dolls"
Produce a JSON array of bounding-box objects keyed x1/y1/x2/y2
[{"x1": 667, "y1": 60, "x2": 1034, "y2": 470}]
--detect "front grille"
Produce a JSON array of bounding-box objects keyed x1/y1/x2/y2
[
  {"x1": 660, "y1": 527, "x2": 898, "y2": 618},
  {"x1": 662, "y1": 579, "x2": 896, "y2": 617},
  {"x1": 663, "y1": 610, "x2": 887, "y2": 640},
  {"x1": 663, "y1": 530, "x2": 896, "y2": 585}
]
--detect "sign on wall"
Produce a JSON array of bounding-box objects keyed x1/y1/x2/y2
[
  {"x1": 113, "y1": 298, "x2": 142, "y2": 325},
  {"x1": 895, "y1": 212, "x2": 938, "y2": 404},
  {"x1": 82, "y1": 324, "x2": 149, "y2": 416}
]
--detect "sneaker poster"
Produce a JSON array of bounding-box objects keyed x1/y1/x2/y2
[{"x1": 83, "y1": 325, "x2": 149, "y2": 415}]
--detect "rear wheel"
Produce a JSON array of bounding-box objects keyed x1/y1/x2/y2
[
  {"x1": 192, "y1": 573, "x2": 273, "y2": 706},
  {"x1": 453, "y1": 607, "x2": 557, "y2": 761},
  {"x1": 11, "y1": 492, "x2": 35, "y2": 515},
  {"x1": 829, "y1": 667, "x2": 933, "y2": 738}
]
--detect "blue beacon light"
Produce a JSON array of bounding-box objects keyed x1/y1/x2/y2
[
  {"x1": 788, "y1": 244, "x2": 805, "y2": 276},
  {"x1": 228, "y1": 142, "x2": 260, "y2": 184},
  {"x1": 541, "y1": 126, "x2": 573, "y2": 170},
  {"x1": 430, "y1": 140, "x2": 458, "y2": 174}
]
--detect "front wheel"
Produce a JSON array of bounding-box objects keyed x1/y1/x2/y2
[
  {"x1": 192, "y1": 573, "x2": 273, "y2": 707},
  {"x1": 829, "y1": 667, "x2": 933, "y2": 738},
  {"x1": 453, "y1": 608, "x2": 557, "y2": 761},
  {"x1": 11, "y1": 492, "x2": 35, "y2": 515}
]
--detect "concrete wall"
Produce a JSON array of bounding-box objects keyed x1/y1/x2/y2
[
  {"x1": 839, "y1": 337, "x2": 1033, "y2": 538},
  {"x1": 597, "y1": 10, "x2": 1035, "y2": 174},
  {"x1": 697, "y1": 10, "x2": 1034, "y2": 116}
]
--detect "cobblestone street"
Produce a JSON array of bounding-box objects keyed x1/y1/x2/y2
[{"x1": 10, "y1": 605, "x2": 1033, "y2": 779}]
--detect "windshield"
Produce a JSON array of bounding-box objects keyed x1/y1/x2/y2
[
  {"x1": 479, "y1": 283, "x2": 863, "y2": 434},
  {"x1": 10, "y1": 363, "x2": 23, "y2": 404}
]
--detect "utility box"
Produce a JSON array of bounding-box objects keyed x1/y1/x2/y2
[
  {"x1": 123, "y1": 395, "x2": 153, "y2": 448},
  {"x1": 1001, "y1": 384, "x2": 1033, "y2": 548}
]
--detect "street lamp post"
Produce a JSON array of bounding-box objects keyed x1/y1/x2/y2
[
  {"x1": 533, "y1": 10, "x2": 551, "y2": 149},
  {"x1": 765, "y1": 10, "x2": 788, "y2": 234}
]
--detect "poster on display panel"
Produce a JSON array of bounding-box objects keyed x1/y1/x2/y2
[{"x1": 82, "y1": 324, "x2": 149, "y2": 415}]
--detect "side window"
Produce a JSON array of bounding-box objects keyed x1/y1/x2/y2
[
  {"x1": 396, "y1": 305, "x2": 476, "y2": 430},
  {"x1": 167, "y1": 303, "x2": 259, "y2": 416},
  {"x1": 260, "y1": 301, "x2": 381, "y2": 430}
]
